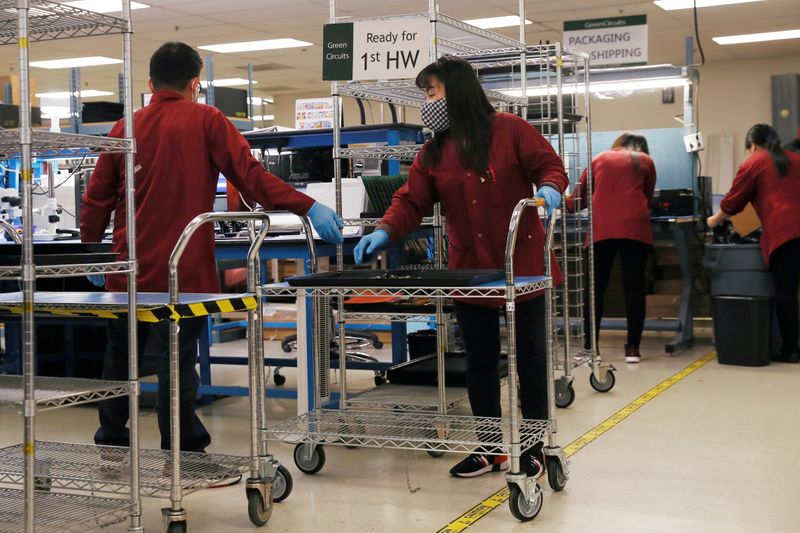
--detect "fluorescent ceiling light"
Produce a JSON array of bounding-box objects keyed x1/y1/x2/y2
[
  {"x1": 464, "y1": 15, "x2": 532, "y2": 29},
  {"x1": 198, "y1": 39, "x2": 313, "y2": 54},
  {"x1": 713, "y1": 28, "x2": 800, "y2": 45},
  {"x1": 252, "y1": 115, "x2": 275, "y2": 121},
  {"x1": 30, "y1": 56, "x2": 122, "y2": 69},
  {"x1": 36, "y1": 90, "x2": 114, "y2": 98},
  {"x1": 248, "y1": 96, "x2": 274, "y2": 105},
  {"x1": 200, "y1": 78, "x2": 258, "y2": 88},
  {"x1": 502, "y1": 77, "x2": 688, "y2": 97},
  {"x1": 63, "y1": 1, "x2": 149, "y2": 13},
  {"x1": 654, "y1": 0, "x2": 763, "y2": 9}
]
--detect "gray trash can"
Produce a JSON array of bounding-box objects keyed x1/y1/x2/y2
[{"x1": 702, "y1": 244, "x2": 774, "y2": 297}]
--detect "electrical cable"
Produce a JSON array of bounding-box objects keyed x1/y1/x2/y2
[{"x1": 692, "y1": 0, "x2": 706, "y2": 67}]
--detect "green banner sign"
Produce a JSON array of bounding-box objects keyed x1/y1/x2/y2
[{"x1": 323, "y1": 23, "x2": 354, "y2": 81}]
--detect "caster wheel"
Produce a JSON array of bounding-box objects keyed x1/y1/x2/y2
[
  {"x1": 247, "y1": 488, "x2": 273, "y2": 526},
  {"x1": 374, "y1": 373, "x2": 387, "y2": 386},
  {"x1": 293, "y1": 443, "x2": 326, "y2": 475},
  {"x1": 508, "y1": 483, "x2": 543, "y2": 522},
  {"x1": 545, "y1": 456, "x2": 568, "y2": 492},
  {"x1": 273, "y1": 373, "x2": 286, "y2": 387},
  {"x1": 590, "y1": 370, "x2": 615, "y2": 393},
  {"x1": 555, "y1": 382, "x2": 575, "y2": 408},
  {"x1": 426, "y1": 450, "x2": 445, "y2": 458},
  {"x1": 271, "y1": 464, "x2": 293, "y2": 503},
  {"x1": 166, "y1": 521, "x2": 187, "y2": 533},
  {"x1": 373, "y1": 340, "x2": 384, "y2": 349}
]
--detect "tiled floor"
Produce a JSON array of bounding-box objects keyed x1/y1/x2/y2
[{"x1": 2, "y1": 330, "x2": 798, "y2": 532}]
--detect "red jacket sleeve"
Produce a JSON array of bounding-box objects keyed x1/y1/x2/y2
[
  {"x1": 80, "y1": 121, "x2": 124, "y2": 242},
  {"x1": 378, "y1": 145, "x2": 438, "y2": 240},
  {"x1": 566, "y1": 168, "x2": 588, "y2": 212},
  {"x1": 513, "y1": 115, "x2": 568, "y2": 193},
  {"x1": 207, "y1": 108, "x2": 314, "y2": 215},
  {"x1": 720, "y1": 157, "x2": 759, "y2": 216}
]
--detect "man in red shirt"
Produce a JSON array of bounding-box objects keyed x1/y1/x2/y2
[{"x1": 81, "y1": 42, "x2": 342, "y2": 465}]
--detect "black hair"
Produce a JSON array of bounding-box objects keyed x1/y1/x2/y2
[
  {"x1": 149, "y1": 42, "x2": 203, "y2": 91},
  {"x1": 746, "y1": 123, "x2": 789, "y2": 176},
  {"x1": 785, "y1": 138, "x2": 800, "y2": 155},
  {"x1": 415, "y1": 56, "x2": 496, "y2": 173},
  {"x1": 612, "y1": 132, "x2": 650, "y2": 155}
]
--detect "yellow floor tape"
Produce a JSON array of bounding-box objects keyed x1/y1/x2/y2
[{"x1": 437, "y1": 351, "x2": 716, "y2": 533}]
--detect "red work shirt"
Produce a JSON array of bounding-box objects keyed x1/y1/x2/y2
[
  {"x1": 568, "y1": 148, "x2": 656, "y2": 245},
  {"x1": 720, "y1": 149, "x2": 800, "y2": 265},
  {"x1": 379, "y1": 112, "x2": 568, "y2": 306},
  {"x1": 81, "y1": 91, "x2": 314, "y2": 293}
]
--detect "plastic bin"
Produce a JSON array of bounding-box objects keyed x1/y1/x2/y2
[
  {"x1": 712, "y1": 296, "x2": 771, "y2": 366},
  {"x1": 703, "y1": 244, "x2": 774, "y2": 297},
  {"x1": 407, "y1": 329, "x2": 437, "y2": 360}
]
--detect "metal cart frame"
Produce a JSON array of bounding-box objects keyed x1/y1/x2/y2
[{"x1": 266, "y1": 199, "x2": 570, "y2": 521}]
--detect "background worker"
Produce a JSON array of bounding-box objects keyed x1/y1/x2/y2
[
  {"x1": 353, "y1": 56, "x2": 567, "y2": 479},
  {"x1": 80, "y1": 42, "x2": 343, "y2": 470},
  {"x1": 708, "y1": 124, "x2": 800, "y2": 363},
  {"x1": 567, "y1": 133, "x2": 656, "y2": 364}
]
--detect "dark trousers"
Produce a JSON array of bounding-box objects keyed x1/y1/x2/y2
[
  {"x1": 94, "y1": 317, "x2": 211, "y2": 453},
  {"x1": 587, "y1": 239, "x2": 651, "y2": 349},
  {"x1": 454, "y1": 297, "x2": 548, "y2": 451},
  {"x1": 769, "y1": 238, "x2": 800, "y2": 355}
]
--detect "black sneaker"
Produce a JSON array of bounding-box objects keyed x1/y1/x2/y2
[
  {"x1": 449, "y1": 453, "x2": 509, "y2": 478},
  {"x1": 520, "y1": 448, "x2": 545, "y2": 477},
  {"x1": 772, "y1": 352, "x2": 800, "y2": 364}
]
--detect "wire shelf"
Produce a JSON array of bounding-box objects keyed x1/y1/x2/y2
[
  {"x1": 0, "y1": 442, "x2": 250, "y2": 497},
  {"x1": 0, "y1": 130, "x2": 132, "y2": 159},
  {"x1": 264, "y1": 276, "x2": 551, "y2": 300},
  {"x1": 0, "y1": 0, "x2": 127, "y2": 45},
  {"x1": 0, "y1": 260, "x2": 134, "y2": 280},
  {"x1": 0, "y1": 376, "x2": 129, "y2": 411},
  {"x1": 553, "y1": 351, "x2": 593, "y2": 372},
  {"x1": 337, "y1": 145, "x2": 421, "y2": 162},
  {"x1": 338, "y1": 80, "x2": 527, "y2": 108},
  {"x1": 0, "y1": 487, "x2": 129, "y2": 533},
  {"x1": 346, "y1": 384, "x2": 469, "y2": 412},
  {"x1": 267, "y1": 409, "x2": 552, "y2": 454},
  {"x1": 339, "y1": 217, "x2": 435, "y2": 227}
]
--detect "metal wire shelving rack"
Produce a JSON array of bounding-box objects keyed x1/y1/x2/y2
[{"x1": 0, "y1": 2, "x2": 141, "y2": 532}]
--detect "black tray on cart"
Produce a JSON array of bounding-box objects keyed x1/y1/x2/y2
[
  {"x1": 0, "y1": 243, "x2": 117, "y2": 266},
  {"x1": 386, "y1": 352, "x2": 509, "y2": 388},
  {"x1": 287, "y1": 269, "x2": 503, "y2": 288}
]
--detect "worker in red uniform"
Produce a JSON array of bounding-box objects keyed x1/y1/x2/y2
[
  {"x1": 81, "y1": 42, "x2": 343, "y2": 473},
  {"x1": 567, "y1": 133, "x2": 656, "y2": 364},
  {"x1": 353, "y1": 56, "x2": 568, "y2": 479},
  {"x1": 708, "y1": 124, "x2": 800, "y2": 363}
]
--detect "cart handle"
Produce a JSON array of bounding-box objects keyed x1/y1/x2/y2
[
  {"x1": 168, "y1": 212, "x2": 272, "y2": 304},
  {"x1": 0, "y1": 220, "x2": 21, "y2": 244},
  {"x1": 503, "y1": 197, "x2": 557, "y2": 287},
  {"x1": 244, "y1": 210, "x2": 317, "y2": 274}
]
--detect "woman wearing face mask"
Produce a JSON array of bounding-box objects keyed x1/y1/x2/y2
[
  {"x1": 353, "y1": 56, "x2": 568, "y2": 479},
  {"x1": 708, "y1": 124, "x2": 800, "y2": 363},
  {"x1": 566, "y1": 133, "x2": 656, "y2": 364}
]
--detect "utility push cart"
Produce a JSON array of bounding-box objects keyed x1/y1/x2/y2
[
  {"x1": 0, "y1": 212, "x2": 293, "y2": 532},
  {"x1": 265, "y1": 199, "x2": 570, "y2": 521}
]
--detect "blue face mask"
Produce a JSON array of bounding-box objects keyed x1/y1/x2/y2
[{"x1": 421, "y1": 97, "x2": 449, "y2": 133}]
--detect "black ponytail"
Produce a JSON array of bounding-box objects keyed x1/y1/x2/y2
[{"x1": 746, "y1": 123, "x2": 790, "y2": 176}]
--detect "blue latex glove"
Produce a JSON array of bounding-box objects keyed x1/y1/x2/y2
[
  {"x1": 307, "y1": 202, "x2": 344, "y2": 244},
  {"x1": 87, "y1": 274, "x2": 105, "y2": 287},
  {"x1": 353, "y1": 229, "x2": 389, "y2": 264},
  {"x1": 535, "y1": 185, "x2": 562, "y2": 217}
]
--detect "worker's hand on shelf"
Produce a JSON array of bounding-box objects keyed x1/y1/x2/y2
[
  {"x1": 534, "y1": 185, "x2": 562, "y2": 217},
  {"x1": 307, "y1": 201, "x2": 344, "y2": 244},
  {"x1": 353, "y1": 229, "x2": 389, "y2": 264},
  {"x1": 87, "y1": 274, "x2": 105, "y2": 287}
]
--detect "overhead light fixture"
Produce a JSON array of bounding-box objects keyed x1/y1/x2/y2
[
  {"x1": 198, "y1": 38, "x2": 313, "y2": 54},
  {"x1": 63, "y1": 1, "x2": 149, "y2": 12},
  {"x1": 36, "y1": 90, "x2": 114, "y2": 98},
  {"x1": 713, "y1": 28, "x2": 800, "y2": 45},
  {"x1": 464, "y1": 15, "x2": 532, "y2": 29},
  {"x1": 30, "y1": 56, "x2": 122, "y2": 69},
  {"x1": 502, "y1": 77, "x2": 688, "y2": 97},
  {"x1": 252, "y1": 115, "x2": 275, "y2": 121},
  {"x1": 654, "y1": 0, "x2": 764, "y2": 9},
  {"x1": 248, "y1": 96, "x2": 274, "y2": 105},
  {"x1": 200, "y1": 78, "x2": 258, "y2": 88}
]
